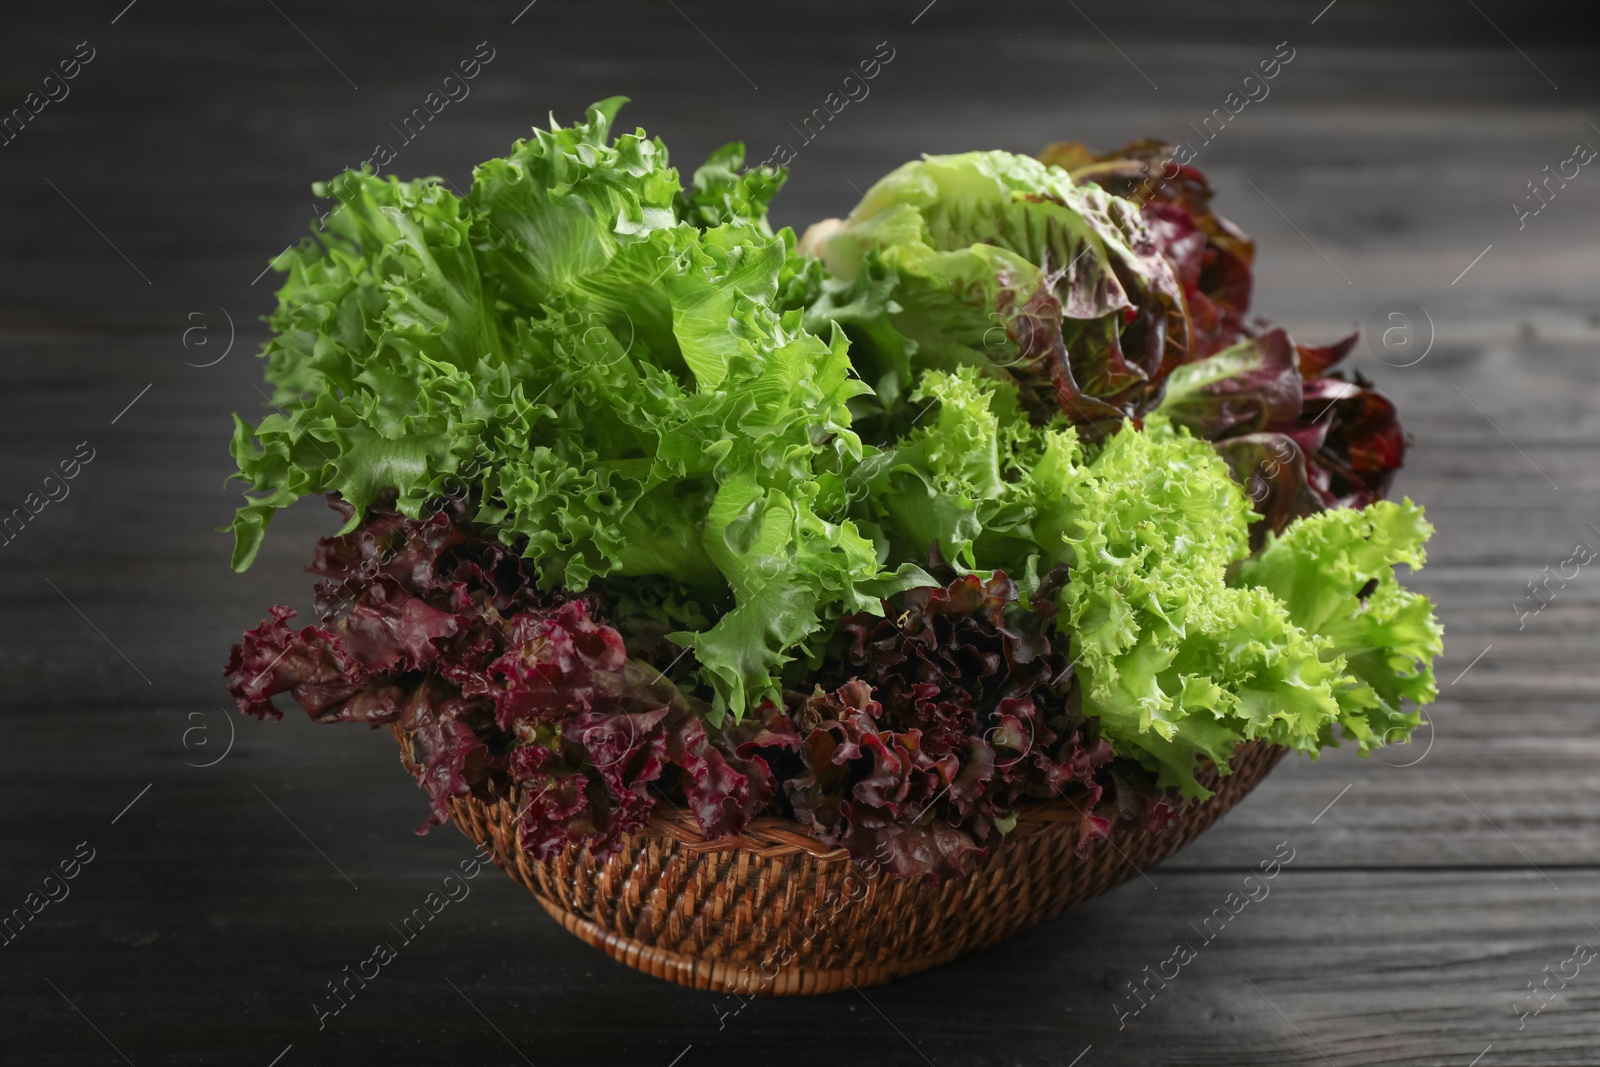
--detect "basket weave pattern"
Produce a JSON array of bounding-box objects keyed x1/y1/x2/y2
[{"x1": 393, "y1": 724, "x2": 1284, "y2": 995}]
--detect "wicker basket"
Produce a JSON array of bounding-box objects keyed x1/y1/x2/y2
[{"x1": 392, "y1": 723, "x2": 1284, "y2": 995}]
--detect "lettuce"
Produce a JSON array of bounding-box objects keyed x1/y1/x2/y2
[
  {"x1": 806, "y1": 144, "x2": 1410, "y2": 544},
  {"x1": 229, "y1": 100, "x2": 926, "y2": 723},
  {"x1": 230, "y1": 108, "x2": 1443, "y2": 812},
  {"x1": 802, "y1": 149, "x2": 1187, "y2": 433},
  {"x1": 853, "y1": 368, "x2": 1439, "y2": 797},
  {"x1": 866, "y1": 365, "x2": 1041, "y2": 572},
  {"x1": 1234, "y1": 500, "x2": 1443, "y2": 751},
  {"x1": 225, "y1": 501, "x2": 792, "y2": 856},
  {"x1": 1047, "y1": 421, "x2": 1350, "y2": 794},
  {"x1": 1049, "y1": 435, "x2": 1436, "y2": 793}
]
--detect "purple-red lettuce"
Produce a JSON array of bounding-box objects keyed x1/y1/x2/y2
[
  {"x1": 1054, "y1": 140, "x2": 1408, "y2": 535},
  {"x1": 226, "y1": 498, "x2": 782, "y2": 860},
  {"x1": 226, "y1": 503, "x2": 1177, "y2": 880},
  {"x1": 1156, "y1": 328, "x2": 1406, "y2": 542},
  {"x1": 1039, "y1": 138, "x2": 1257, "y2": 362},
  {"x1": 750, "y1": 566, "x2": 1176, "y2": 881}
]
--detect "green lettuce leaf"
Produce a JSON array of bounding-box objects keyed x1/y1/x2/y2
[
  {"x1": 851, "y1": 370, "x2": 1308, "y2": 794},
  {"x1": 1036, "y1": 419, "x2": 1343, "y2": 795},
  {"x1": 230, "y1": 100, "x2": 924, "y2": 722},
  {"x1": 675, "y1": 141, "x2": 786, "y2": 233},
  {"x1": 857, "y1": 366, "x2": 1051, "y2": 577},
  {"x1": 1234, "y1": 499, "x2": 1443, "y2": 750}
]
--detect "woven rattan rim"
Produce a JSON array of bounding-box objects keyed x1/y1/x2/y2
[
  {"x1": 638, "y1": 791, "x2": 1118, "y2": 859},
  {"x1": 392, "y1": 724, "x2": 1285, "y2": 993}
]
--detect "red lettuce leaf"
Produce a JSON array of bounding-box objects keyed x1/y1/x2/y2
[
  {"x1": 764, "y1": 568, "x2": 1151, "y2": 881},
  {"x1": 1043, "y1": 138, "x2": 1256, "y2": 360},
  {"x1": 1299, "y1": 374, "x2": 1407, "y2": 510},
  {"x1": 1040, "y1": 140, "x2": 1409, "y2": 533},
  {"x1": 1158, "y1": 329, "x2": 1304, "y2": 440},
  {"x1": 226, "y1": 498, "x2": 785, "y2": 858}
]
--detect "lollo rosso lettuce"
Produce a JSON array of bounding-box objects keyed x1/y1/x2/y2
[
  {"x1": 226, "y1": 501, "x2": 1172, "y2": 880},
  {"x1": 778, "y1": 564, "x2": 1138, "y2": 880},
  {"x1": 226, "y1": 103, "x2": 1444, "y2": 877},
  {"x1": 225, "y1": 499, "x2": 789, "y2": 859}
]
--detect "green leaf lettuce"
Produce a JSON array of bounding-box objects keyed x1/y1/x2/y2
[{"x1": 230, "y1": 100, "x2": 925, "y2": 722}]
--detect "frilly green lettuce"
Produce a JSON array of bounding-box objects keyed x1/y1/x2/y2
[
  {"x1": 229, "y1": 99, "x2": 925, "y2": 723},
  {"x1": 853, "y1": 367, "x2": 1441, "y2": 796},
  {"x1": 1045, "y1": 419, "x2": 1345, "y2": 794},
  {"x1": 1234, "y1": 499, "x2": 1443, "y2": 752}
]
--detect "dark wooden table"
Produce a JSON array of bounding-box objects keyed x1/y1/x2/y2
[{"x1": 3, "y1": 1, "x2": 1598, "y2": 1063}]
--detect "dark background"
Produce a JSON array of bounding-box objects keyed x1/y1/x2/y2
[{"x1": 4, "y1": 1, "x2": 1600, "y2": 1063}]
